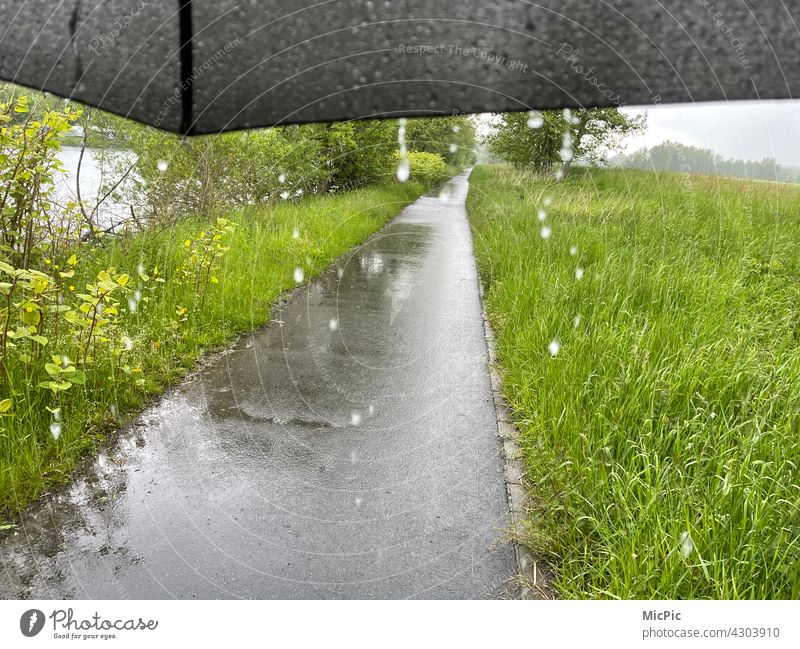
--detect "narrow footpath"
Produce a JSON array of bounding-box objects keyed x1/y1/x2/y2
[{"x1": 0, "y1": 171, "x2": 517, "y2": 599}]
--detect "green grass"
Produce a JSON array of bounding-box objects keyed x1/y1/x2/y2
[
  {"x1": 0, "y1": 180, "x2": 430, "y2": 519},
  {"x1": 466, "y1": 164, "x2": 800, "y2": 599}
]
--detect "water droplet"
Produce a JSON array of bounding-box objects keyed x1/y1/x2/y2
[
  {"x1": 679, "y1": 531, "x2": 695, "y2": 558},
  {"x1": 449, "y1": 143, "x2": 457, "y2": 153},
  {"x1": 336, "y1": 267, "x2": 344, "y2": 279},
  {"x1": 292, "y1": 227, "x2": 300, "y2": 239},
  {"x1": 548, "y1": 340, "x2": 561, "y2": 357},
  {"x1": 137, "y1": 263, "x2": 145, "y2": 276},
  {"x1": 53, "y1": 408, "x2": 61, "y2": 422},
  {"x1": 157, "y1": 159, "x2": 168, "y2": 172},
  {"x1": 293, "y1": 267, "x2": 304, "y2": 283},
  {"x1": 527, "y1": 111, "x2": 543, "y2": 128},
  {"x1": 555, "y1": 168, "x2": 564, "y2": 181},
  {"x1": 355, "y1": 497, "x2": 363, "y2": 508},
  {"x1": 575, "y1": 267, "x2": 584, "y2": 280},
  {"x1": 452, "y1": 124, "x2": 460, "y2": 133},
  {"x1": 329, "y1": 318, "x2": 338, "y2": 331},
  {"x1": 350, "y1": 450, "x2": 358, "y2": 463},
  {"x1": 280, "y1": 190, "x2": 290, "y2": 200},
  {"x1": 562, "y1": 108, "x2": 572, "y2": 122},
  {"x1": 573, "y1": 314, "x2": 581, "y2": 328},
  {"x1": 134, "y1": 289, "x2": 142, "y2": 301},
  {"x1": 50, "y1": 422, "x2": 62, "y2": 440},
  {"x1": 351, "y1": 411, "x2": 362, "y2": 426},
  {"x1": 543, "y1": 195, "x2": 552, "y2": 207},
  {"x1": 278, "y1": 173, "x2": 286, "y2": 183},
  {"x1": 559, "y1": 146, "x2": 573, "y2": 162},
  {"x1": 537, "y1": 208, "x2": 547, "y2": 221},
  {"x1": 122, "y1": 336, "x2": 133, "y2": 351},
  {"x1": 569, "y1": 245, "x2": 578, "y2": 256},
  {"x1": 540, "y1": 225, "x2": 551, "y2": 239},
  {"x1": 396, "y1": 159, "x2": 410, "y2": 182},
  {"x1": 368, "y1": 404, "x2": 374, "y2": 415},
  {"x1": 128, "y1": 298, "x2": 138, "y2": 313}
]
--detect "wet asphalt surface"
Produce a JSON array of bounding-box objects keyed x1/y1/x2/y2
[{"x1": 0, "y1": 171, "x2": 517, "y2": 599}]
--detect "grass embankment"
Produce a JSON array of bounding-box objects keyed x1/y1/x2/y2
[
  {"x1": 0, "y1": 181, "x2": 429, "y2": 519},
  {"x1": 466, "y1": 165, "x2": 800, "y2": 598}
]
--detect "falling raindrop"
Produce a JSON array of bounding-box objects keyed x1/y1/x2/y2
[
  {"x1": 559, "y1": 146, "x2": 573, "y2": 162},
  {"x1": 679, "y1": 531, "x2": 695, "y2": 558},
  {"x1": 355, "y1": 497, "x2": 363, "y2": 508},
  {"x1": 350, "y1": 450, "x2": 358, "y2": 463},
  {"x1": 397, "y1": 118, "x2": 410, "y2": 181},
  {"x1": 50, "y1": 422, "x2": 62, "y2": 440},
  {"x1": 527, "y1": 111, "x2": 543, "y2": 128},
  {"x1": 156, "y1": 159, "x2": 168, "y2": 172},
  {"x1": 396, "y1": 158, "x2": 410, "y2": 182},
  {"x1": 573, "y1": 314, "x2": 581, "y2": 328},
  {"x1": 543, "y1": 195, "x2": 552, "y2": 207},
  {"x1": 368, "y1": 404, "x2": 374, "y2": 415},
  {"x1": 548, "y1": 339, "x2": 561, "y2": 357},
  {"x1": 336, "y1": 267, "x2": 344, "y2": 279},
  {"x1": 575, "y1": 267, "x2": 585, "y2": 280},
  {"x1": 562, "y1": 108, "x2": 572, "y2": 122},
  {"x1": 278, "y1": 173, "x2": 286, "y2": 183},
  {"x1": 280, "y1": 190, "x2": 290, "y2": 200},
  {"x1": 452, "y1": 124, "x2": 460, "y2": 133},
  {"x1": 540, "y1": 225, "x2": 552, "y2": 239},
  {"x1": 449, "y1": 143, "x2": 457, "y2": 153},
  {"x1": 351, "y1": 411, "x2": 362, "y2": 426},
  {"x1": 569, "y1": 245, "x2": 578, "y2": 256},
  {"x1": 292, "y1": 227, "x2": 300, "y2": 239},
  {"x1": 134, "y1": 289, "x2": 142, "y2": 301},
  {"x1": 293, "y1": 267, "x2": 304, "y2": 283},
  {"x1": 555, "y1": 168, "x2": 564, "y2": 181},
  {"x1": 122, "y1": 336, "x2": 133, "y2": 351},
  {"x1": 537, "y1": 208, "x2": 547, "y2": 221},
  {"x1": 329, "y1": 318, "x2": 338, "y2": 331},
  {"x1": 128, "y1": 298, "x2": 138, "y2": 313},
  {"x1": 137, "y1": 263, "x2": 145, "y2": 276}
]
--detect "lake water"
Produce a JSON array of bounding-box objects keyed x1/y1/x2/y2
[{"x1": 55, "y1": 146, "x2": 137, "y2": 228}]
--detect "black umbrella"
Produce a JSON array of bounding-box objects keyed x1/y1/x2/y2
[{"x1": 1, "y1": 0, "x2": 798, "y2": 134}]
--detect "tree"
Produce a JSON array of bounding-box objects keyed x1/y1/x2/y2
[
  {"x1": 405, "y1": 116, "x2": 476, "y2": 167},
  {"x1": 488, "y1": 108, "x2": 644, "y2": 180}
]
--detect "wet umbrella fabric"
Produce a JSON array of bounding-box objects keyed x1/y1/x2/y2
[{"x1": 1, "y1": 0, "x2": 798, "y2": 134}]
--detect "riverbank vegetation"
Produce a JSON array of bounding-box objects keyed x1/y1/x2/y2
[
  {"x1": 467, "y1": 164, "x2": 800, "y2": 598},
  {"x1": 0, "y1": 87, "x2": 475, "y2": 518}
]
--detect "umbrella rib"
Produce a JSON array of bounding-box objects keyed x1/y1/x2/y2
[{"x1": 178, "y1": 0, "x2": 194, "y2": 136}]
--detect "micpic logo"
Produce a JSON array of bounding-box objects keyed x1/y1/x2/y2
[{"x1": 20, "y1": 609, "x2": 46, "y2": 637}]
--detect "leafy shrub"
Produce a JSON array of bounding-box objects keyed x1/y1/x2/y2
[{"x1": 394, "y1": 151, "x2": 448, "y2": 185}]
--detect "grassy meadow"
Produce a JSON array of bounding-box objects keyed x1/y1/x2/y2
[
  {"x1": 467, "y1": 165, "x2": 800, "y2": 598},
  {"x1": 0, "y1": 181, "x2": 430, "y2": 519}
]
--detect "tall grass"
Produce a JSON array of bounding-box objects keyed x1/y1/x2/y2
[
  {"x1": 467, "y1": 165, "x2": 800, "y2": 598},
  {"x1": 0, "y1": 181, "x2": 429, "y2": 518}
]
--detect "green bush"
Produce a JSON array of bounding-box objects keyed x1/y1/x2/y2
[{"x1": 395, "y1": 151, "x2": 448, "y2": 185}]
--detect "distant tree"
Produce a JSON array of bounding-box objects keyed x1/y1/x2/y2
[
  {"x1": 405, "y1": 115, "x2": 476, "y2": 167},
  {"x1": 488, "y1": 108, "x2": 644, "y2": 180},
  {"x1": 612, "y1": 140, "x2": 800, "y2": 183}
]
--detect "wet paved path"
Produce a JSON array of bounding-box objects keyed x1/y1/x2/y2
[{"x1": 0, "y1": 171, "x2": 516, "y2": 599}]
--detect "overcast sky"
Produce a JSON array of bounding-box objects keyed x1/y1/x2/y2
[{"x1": 619, "y1": 100, "x2": 800, "y2": 167}]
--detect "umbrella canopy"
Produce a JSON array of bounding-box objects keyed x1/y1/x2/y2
[{"x1": 1, "y1": 0, "x2": 798, "y2": 134}]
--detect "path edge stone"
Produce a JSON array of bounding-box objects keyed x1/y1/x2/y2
[{"x1": 477, "y1": 284, "x2": 556, "y2": 600}]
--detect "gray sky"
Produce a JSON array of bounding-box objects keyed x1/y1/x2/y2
[{"x1": 619, "y1": 100, "x2": 800, "y2": 167}]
